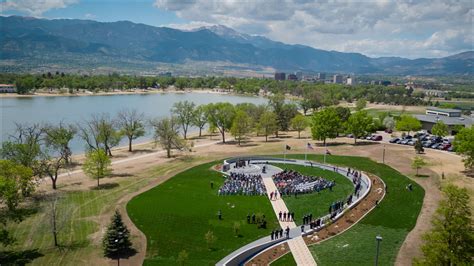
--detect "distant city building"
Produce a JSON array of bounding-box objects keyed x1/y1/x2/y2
[
  {"x1": 317, "y1": 73, "x2": 326, "y2": 80},
  {"x1": 274, "y1": 72, "x2": 286, "y2": 81},
  {"x1": 333, "y1": 74, "x2": 343, "y2": 84},
  {"x1": 287, "y1": 74, "x2": 298, "y2": 81},
  {"x1": 158, "y1": 72, "x2": 172, "y2": 77},
  {"x1": 0, "y1": 84, "x2": 16, "y2": 93},
  {"x1": 295, "y1": 71, "x2": 303, "y2": 80},
  {"x1": 346, "y1": 76, "x2": 355, "y2": 85}
]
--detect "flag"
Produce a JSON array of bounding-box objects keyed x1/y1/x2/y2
[
  {"x1": 286, "y1": 145, "x2": 291, "y2": 150},
  {"x1": 307, "y1": 143, "x2": 314, "y2": 150}
]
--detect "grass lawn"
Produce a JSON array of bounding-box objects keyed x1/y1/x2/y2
[
  {"x1": 271, "y1": 251, "x2": 297, "y2": 266},
  {"x1": 271, "y1": 154, "x2": 425, "y2": 265},
  {"x1": 0, "y1": 156, "x2": 214, "y2": 265},
  {"x1": 271, "y1": 163, "x2": 353, "y2": 225},
  {"x1": 126, "y1": 161, "x2": 279, "y2": 265}
]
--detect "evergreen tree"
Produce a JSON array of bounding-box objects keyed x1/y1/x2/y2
[
  {"x1": 103, "y1": 211, "x2": 133, "y2": 264},
  {"x1": 414, "y1": 139, "x2": 424, "y2": 154}
]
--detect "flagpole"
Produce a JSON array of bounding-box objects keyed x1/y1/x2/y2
[
  {"x1": 284, "y1": 144, "x2": 286, "y2": 166},
  {"x1": 324, "y1": 141, "x2": 327, "y2": 164}
]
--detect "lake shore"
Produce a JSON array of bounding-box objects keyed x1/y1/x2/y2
[{"x1": 0, "y1": 88, "x2": 246, "y2": 98}]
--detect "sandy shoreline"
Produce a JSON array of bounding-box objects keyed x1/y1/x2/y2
[{"x1": 0, "y1": 88, "x2": 245, "y2": 98}]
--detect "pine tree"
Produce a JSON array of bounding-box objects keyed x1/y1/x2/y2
[{"x1": 103, "y1": 210, "x2": 133, "y2": 264}]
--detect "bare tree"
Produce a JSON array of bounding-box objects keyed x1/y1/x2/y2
[
  {"x1": 78, "y1": 114, "x2": 122, "y2": 156},
  {"x1": 117, "y1": 109, "x2": 146, "y2": 152},
  {"x1": 45, "y1": 193, "x2": 69, "y2": 247},
  {"x1": 150, "y1": 116, "x2": 185, "y2": 158},
  {"x1": 44, "y1": 122, "x2": 76, "y2": 164}
]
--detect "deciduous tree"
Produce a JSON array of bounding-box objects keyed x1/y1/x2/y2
[
  {"x1": 151, "y1": 116, "x2": 184, "y2": 158},
  {"x1": 192, "y1": 105, "x2": 207, "y2": 137},
  {"x1": 230, "y1": 110, "x2": 253, "y2": 145},
  {"x1": 117, "y1": 109, "x2": 146, "y2": 152},
  {"x1": 414, "y1": 184, "x2": 473, "y2": 265},
  {"x1": 290, "y1": 114, "x2": 309, "y2": 139},
  {"x1": 345, "y1": 111, "x2": 375, "y2": 144},
  {"x1": 311, "y1": 107, "x2": 341, "y2": 145},
  {"x1": 453, "y1": 127, "x2": 474, "y2": 171},
  {"x1": 396, "y1": 115, "x2": 422, "y2": 135},
  {"x1": 82, "y1": 149, "x2": 111, "y2": 188},
  {"x1": 205, "y1": 103, "x2": 235, "y2": 143},
  {"x1": 411, "y1": 156, "x2": 427, "y2": 176},
  {"x1": 431, "y1": 120, "x2": 449, "y2": 138},
  {"x1": 257, "y1": 111, "x2": 278, "y2": 142},
  {"x1": 172, "y1": 101, "x2": 196, "y2": 139}
]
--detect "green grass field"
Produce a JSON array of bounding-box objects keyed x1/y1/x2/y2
[
  {"x1": 126, "y1": 161, "x2": 279, "y2": 265},
  {"x1": 272, "y1": 154, "x2": 425, "y2": 265},
  {"x1": 271, "y1": 163, "x2": 353, "y2": 225},
  {"x1": 0, "y1": 156, "x2": 213, "y2": 265}
]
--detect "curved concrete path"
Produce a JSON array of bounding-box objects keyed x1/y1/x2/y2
[{"x1": 217, "y1": 157, "x2": 371, "y2": 266}]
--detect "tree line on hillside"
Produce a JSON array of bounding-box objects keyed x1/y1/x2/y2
[{"x1": 1, "y1": 73, "x2": 431, "y2": 106}]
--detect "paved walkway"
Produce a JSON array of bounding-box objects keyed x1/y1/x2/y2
[{"x1": 260, "y1": 164, "x2": 317, "y2": 266}]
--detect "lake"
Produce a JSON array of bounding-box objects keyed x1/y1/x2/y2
[{"x1": 0, "y1": 92, "x2": 267, "y2": 154}]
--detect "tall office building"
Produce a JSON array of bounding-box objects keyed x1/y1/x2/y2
[
  {"x1": 274, "y1": 72, "x2": 286, "y2": 80},
  {"x1": 333, "y1": 74, "x2": 343, "y2": 84}
]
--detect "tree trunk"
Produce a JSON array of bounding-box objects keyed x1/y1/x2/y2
[
  {"x1": 265, "y1": 134, "x2": 268, "y2": 142},
  {"x1": 199, "y1": 128, "x2": 202, "y2": 137},
  {"x1": 167, "y1": 148, "x2": 171, "y2": 158},
  {"x1": 221, "y1": 131, "x2": 226, "y2": 143},
  {"x1": 184, "y1": 129, "x2": 187, "y2": 139},
  {"x1": 97, "y1": 176, "x2": 100, "y2": 188},
  {"x1": 354, "y1": 137, "x2": 357, "y2": 144},
  {"x1": 298, "y1": 131, "x2": 301, "y2": 139},
  {"x1": 275, "y1": 131, "x2": 279, "y2": 138},
  {"x1": 238, "y1": 137, "x2": 241, "y2": 146},
  {"x1": 128, "y1": 137, "x2": 133, "y2": 152},
  {"x1": 52, "y1": 176, "x2": 57, "y2": 190}
]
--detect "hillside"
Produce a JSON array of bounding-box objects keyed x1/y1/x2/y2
[{"x1": 1, "y1": 16, "x2": 472, "y2": 75}]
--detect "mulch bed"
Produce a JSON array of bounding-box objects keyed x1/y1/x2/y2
[{"x1": 246, "y1": 173, "x2": 385, "y2": 265}]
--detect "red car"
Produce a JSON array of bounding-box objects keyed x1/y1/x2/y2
[
  {"x1": 439, "y1": 143, "x2": 451, "y2": 150},
  {"x1": 371, "y1": 135, "x2": 383, "y2": 141}
]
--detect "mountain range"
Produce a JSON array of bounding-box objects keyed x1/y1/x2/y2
[{"x1": 1, "y1": 15, "x2": 472, "y2": 75}]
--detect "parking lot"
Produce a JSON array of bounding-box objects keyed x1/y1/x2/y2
[{"x1": 349, "y1": 131, "x2": 455, "y2": 152}]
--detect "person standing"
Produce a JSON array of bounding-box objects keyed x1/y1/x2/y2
[
  {"x1": 279, "y1": 228, "x2": 283, "y2": 238},
  {"x1": 271, "y1": 230, "x2": 274, "y2": 240},
  {"x1": 218, "y1": 210, "x2": 222, "y2": 220},
  {"x1": 301, "y1": 224, "x2": 305, "y2": 233},
  {"x1": 252, "y1": 213, "x2": 256, "y2": 224},
  {"x1": 247, "y1": 213, "x2": 251, "y2": 224},
  {"x1": 285, "y1": 226, "x2": 290, "y2": 239},
  {"x1": 278, "y1": 211, "x2": 282, "y2": 221}
]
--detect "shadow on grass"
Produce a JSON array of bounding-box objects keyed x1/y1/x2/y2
[
  {"x1": 415, "y1": 174, "x2": 430, "y2": 178},
  {"x1": 351, "y1": 141, "x2": 380, "y2": 146},
  {"x1": 238, "y1": 143, "x2": 259, "y2": 147},
  {"x1": 110, "y1": 173, "x2": 134, "y2": 178},
  {"x1": 0, "y1": 249, "x2": 43, "y2": 265},
  {"x1": 91, "y1": 183, "x2": 120, "y2": 190},
  {"x1": 265, "y1": 139, "x2": 283, "y2": 143}
]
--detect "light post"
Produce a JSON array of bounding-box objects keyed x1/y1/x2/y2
[
  {"x1": 382, "y1": 144, "x2": 386, "y2": 164},
  {"x1": 375, "y1": 235, "x2": 382, "y2": 266}
]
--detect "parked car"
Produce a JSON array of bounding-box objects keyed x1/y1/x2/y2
[
  {"x1": 384, "y1": 129, "x2": 393, "y2": 133},
  {"x1": 400, "y1": 139, "x2": 410, "y2": 145},
  {"x1": 431, "y1": 143, "x2": 442, "y2": 149},
  {"x1": 371, "y1": 135, "x2": 383, "y2": 141},
  {"x1": 347, "y1": 134, "x2": 354, "y2": 138},
  {"x1": 447, "y1": 146, "x2": 454, "y2": 152},
  {"x1": 407, "y1": 140, "x2": 416, "y2": 146},
  {"x1": 439, "y1": 143, "x2": 451, "y2": 150},
  {"x1": 389, "y1": 137, "x2": 400, "y2": 143}
]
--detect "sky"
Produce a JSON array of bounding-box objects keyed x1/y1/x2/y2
[{"x1": 2, "y1": 0, "x2": 473, "y2": 59}]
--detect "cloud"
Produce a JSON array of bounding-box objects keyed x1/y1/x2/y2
[
  {"x1": 154, "y1": 0, "x2": 473, "y2": 58},
  {"x1": 1, "y1": 0, "x2": 78, "y2": 16},
  {"x1": 84, "y1": 13, "x2": 96, "y2": 20}
]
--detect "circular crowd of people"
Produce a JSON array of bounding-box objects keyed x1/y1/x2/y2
[{"x1": 272, "y1": 169, "x2": 335, "y2": 196}]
